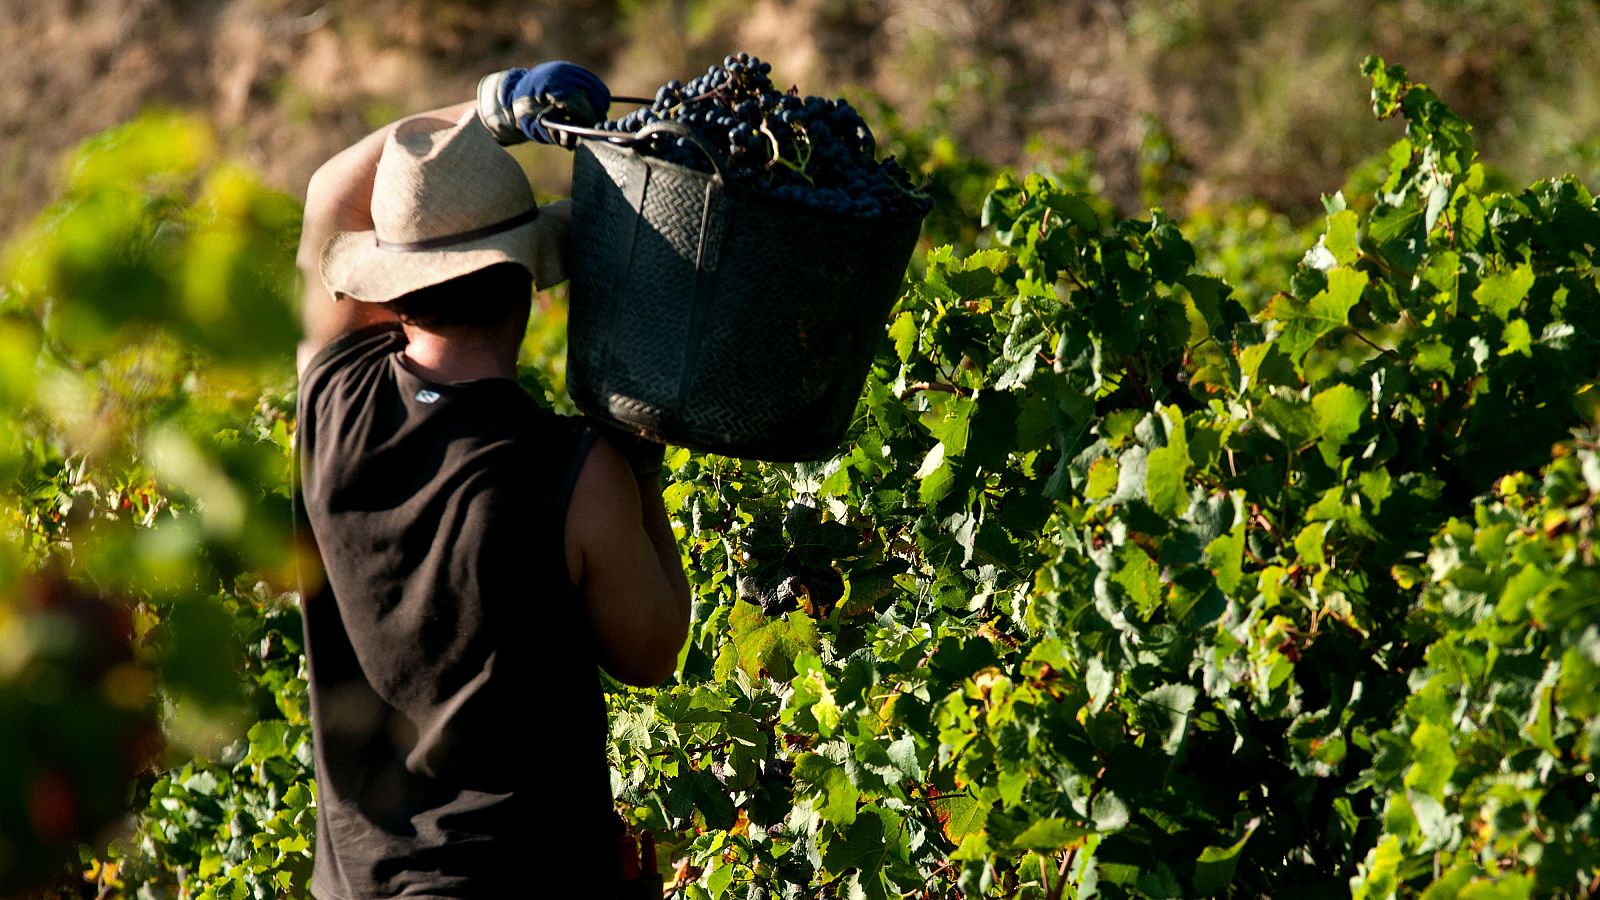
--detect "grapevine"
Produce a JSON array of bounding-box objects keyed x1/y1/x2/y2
[{"x1": 0, "y1": 57, "x2": 1596, "y2": 898}]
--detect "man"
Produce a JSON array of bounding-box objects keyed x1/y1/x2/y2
[{"x1": 293, "y1": 62, "x2": 690, "y2": 898}]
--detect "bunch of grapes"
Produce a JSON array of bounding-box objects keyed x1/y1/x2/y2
[{"x1": 591, "y1": 52, "x2": 931, "y2": 219}]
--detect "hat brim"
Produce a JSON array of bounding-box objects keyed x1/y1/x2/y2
[{"x1": 319, "y1": 199, "x2": 571, "y2": 303}]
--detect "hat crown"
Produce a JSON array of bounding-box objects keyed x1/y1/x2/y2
[
  {"x1": 370, "y1": 114, "x2": 536, "y2": 245},
  {"x1": 318, "y1": 110, "x2": 565, "y2": 304}
]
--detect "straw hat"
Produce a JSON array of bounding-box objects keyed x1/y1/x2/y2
[{"x1": 319, "y1": 109, "x2": 568, "y2": 303}]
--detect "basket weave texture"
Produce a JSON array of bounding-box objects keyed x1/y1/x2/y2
[{"x1": 566, "y1": 139, "x2": 925, "y2": 460}]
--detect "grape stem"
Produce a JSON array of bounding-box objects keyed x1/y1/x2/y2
[
  {"x1": 764, "y1": 123, "x2": 814, "y2": 183},
  {"x1": 757, "y1": 121, "x2": 784, "y2": 168},
  {"x1": 1045, "y1": 845, "x2": 1076, "y2": 900},
  {"x1": 1348, "y1": 326, "x2": 1403, "y2": 361},
  {"x1": 901, "y1": 381, "x2": 969, "y2": 398},
  {"x1": 891, "y1": 179, "x2": 931, "y2": 202}
]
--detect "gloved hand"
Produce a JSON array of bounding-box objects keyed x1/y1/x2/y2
[
  {"x1": 591, "y1": 420, "x2": 664, "y2": 482},
  {"x1": 477, "y1": 61, "x2": 610, "y2": 148}
]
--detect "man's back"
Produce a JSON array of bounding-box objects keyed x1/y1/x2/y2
[{"x1": 295, "y1": 325, "x2": 616, "y2": 898}]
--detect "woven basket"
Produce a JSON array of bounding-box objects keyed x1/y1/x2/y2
[{"x1": 565, "y1": 132, "x2": 926, "y2": 461}]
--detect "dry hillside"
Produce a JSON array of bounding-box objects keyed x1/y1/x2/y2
[{"x1": 3, "y1": 0, "x2": 1598, "y2": 241}]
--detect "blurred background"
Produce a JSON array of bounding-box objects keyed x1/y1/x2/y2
[
  {"x1": 1, "y1": 0, "x2": 1597, "y2": 894},
  {"x1": 4, "y1": 0, "x2": 1600, "y2": 238}
]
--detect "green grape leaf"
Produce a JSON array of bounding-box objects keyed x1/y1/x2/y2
[
  {"x1": 1457, "y1": 874, "x2": 1535, "y2": 900},
  {"x1": 1402, "y1": 721, "x2": 1457, "y2": 800},
  {"x1": 1010, "y1": 817, "x2": 1090, "y2": 851},
  {"x1": 1193, "y1": 819, "x2": 1259, "y2": 895},
  {"x1": 1313, "y1": 383, "x2": 1366, "y2": 448},
  {"x1": 1364, "y1": 56, "x2": 1409, "y2": 118},
  {"x1": 1474, "y1": 264, "x2": 1535, "y2": 321},
  {"x1": 1111, "y1": 543, "x2": 1163, "y2": 616},
  {"x1": 916, "y1": 442, "x2": 956, "y2": 505},
  {"x1": 1045, "y1": 191, "x2": 1101, "y2": 232},
  {"x1": 685, "y1": 769, "x2": 737, "y2": 830},
  {"x1": 1137, "y1": 683, "x2": 1199, "y2": 754},
  {"x1": 923, "y1": 396, "x2": 974, "y2": 458},
  {"x1": 794, "y1": 752, "x2": 859, "y2": 826},
  {"x1": 1499, "y1": 318, "x2": 1532, "y2": 357},
  {"x1": 822, "y1": 808, "x2": 906, "y2": 877},
  {"x1": 1294, "y1": 522, "x2": 1329, "y2": 568},
  {"x1": 1145, "y1": 406, "x2": 1191, "y2": 518},
  {"x1": 886, "y1": 735, "x2": 922, "y2": 780},
  {"x1": 1206, "y1": 521, "x2": 1246, "y2": 595},
  {"x1": 1313, "y1": 382, "x2": 1367, "y2": 466},
  {"x1": 1091, "y1": 791, "x2": 1130, "y2": 833},
  {"x1": 1183, "y1": 275, "x2": 1248, "y2": 343},
  {"x1": 1268, "y1": 267, "x2": 1369, "y2": 363}
]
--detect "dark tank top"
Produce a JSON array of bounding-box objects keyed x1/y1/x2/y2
[{"x1": 294, "y1": 325, "x2": 618, "y2": 898}]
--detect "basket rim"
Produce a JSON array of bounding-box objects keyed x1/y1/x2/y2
[{"x1": 576, "y1": 136, "x2": 933, "y2": 227}]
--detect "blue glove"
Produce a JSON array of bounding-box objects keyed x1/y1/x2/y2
[{"x1": 477, "y1": 62, "x2": 610, "y2": 147}]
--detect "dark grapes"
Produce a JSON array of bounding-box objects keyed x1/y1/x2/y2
[{"x1": 597, "y1": 52, "x2": 931, "y2": 219}]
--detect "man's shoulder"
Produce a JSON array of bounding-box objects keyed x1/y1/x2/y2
[
  {"x1": 300, "y1": 324, "x2": 406, "y2": 391},
  {"x1": 500, "y1": 409, "x2": 596, "y2": 475},
  {"x1": 294, "y1": 324, "x2": 406, "y2": 478}
]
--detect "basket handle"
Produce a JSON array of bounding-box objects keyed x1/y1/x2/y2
[
  {"x1": 633, "y1": 121, "x2": 725, "y2": 178},
  {"x1": 539, "y1": 116, "x2": 726, "y2": 178}
]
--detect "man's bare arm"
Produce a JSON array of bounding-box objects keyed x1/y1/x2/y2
[
  {"x1": 295, "y1": 101, "x2": 475, "y2": 376},
  {"x1": 565, "y1": 439, "x2": 692, "y2": 687}
]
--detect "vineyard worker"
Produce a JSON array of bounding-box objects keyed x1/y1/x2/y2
[{"x1": 292, "y1": 62, "x2": 690, "y2": 898}]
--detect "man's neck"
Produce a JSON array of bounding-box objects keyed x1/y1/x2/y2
[{"x1": 400, "y1": 326, "x2": 518, "y2": 384}]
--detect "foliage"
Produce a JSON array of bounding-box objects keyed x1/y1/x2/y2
[
  {"x1": 0, "y1": 111, "x2": 310, "y2": 895},
  {"x1": 1353, "y1": 447, "x2": 1600, "y2": 896},
  {"x1": 610, "y1": 57, "x2": 1600, "y2": 898},
  {"x1": 103, "y1": 591, "x2": 315, "y2": 900},
  {"x1": 0, "y1": 59, "x2": 1595, "y2": 899},
  {"x1": 1177, "y1": 203, "x2": 1311, "y2": 312},
  {"x1": 0, "y1": 565, "x2": 159, "y2": 893}
]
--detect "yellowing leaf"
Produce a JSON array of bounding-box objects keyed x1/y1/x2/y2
[
  {"x1": 1324, "y1": 210, "x2": 1361, "y2": 266},
  {"x1": 889, "y1": 312, "x2": 918, "y2": 363},
  {"x1": 1086, "y1": 457, "x2": 1119, "y2": 499},
  {"x1": 1352, "y1": 835, "x2": 1403, "y2": 900},
  {"x1": 931, "y1": 792, "x2": 988, "y2": 844},
  {"x1": 713, "y1": 602, "x2": 819, "y2": 682}
]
